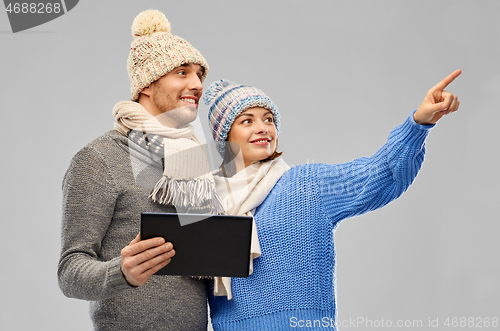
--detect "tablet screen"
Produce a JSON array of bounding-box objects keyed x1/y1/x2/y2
[{"x1": 141, "y1": 213, "x2": 253, "y2": 277}]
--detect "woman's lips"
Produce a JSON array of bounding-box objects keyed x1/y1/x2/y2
[{"x1": 250, "y1": 138, "x2": 271, "y2": 145}]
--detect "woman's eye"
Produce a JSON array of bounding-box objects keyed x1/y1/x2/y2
[
  {"x1": 265, "y1": 117, "x2": 274, "y2": 123},
  {"x1": 242, "y1": 119, "x2": 251, "y2": 124},
  {"x1": 177, "y1": 70, "x2": 186, "y2": 75}
]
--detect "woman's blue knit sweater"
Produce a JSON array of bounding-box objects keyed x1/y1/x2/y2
[{"x1": 209, "y1": 112, "x2": 433, "y2": 330}]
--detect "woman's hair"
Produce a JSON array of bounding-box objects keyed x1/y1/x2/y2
[{"x1": 259, "y1": 140, "x2": 283, "y2": 163}]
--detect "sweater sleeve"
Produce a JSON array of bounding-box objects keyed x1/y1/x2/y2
[
  {"x1": 58, "y1": 146, "x2": 133, "y2": 301},
  {"x1": 316, "y1": 111, "x2": 434, "y2": 223}
]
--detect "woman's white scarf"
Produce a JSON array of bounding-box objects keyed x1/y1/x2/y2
[
  {"x1": 113, "y1": 101, "x2": 223, "y2": 213},
  {"x1": 213, "y1": 158, "x2": 290, "y2": 299}
]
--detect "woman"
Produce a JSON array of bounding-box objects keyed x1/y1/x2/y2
[{"x1": 204, "y1": 71, "x2": 461, "y2": 330}]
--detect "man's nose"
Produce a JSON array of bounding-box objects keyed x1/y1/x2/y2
[{"x1": 188, "y1": 74, "x2": 203, "y2": 91}]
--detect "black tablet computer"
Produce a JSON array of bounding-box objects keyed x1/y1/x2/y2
[{"x1": 140, "y1": 212, "x2": 253, "y2": 277}]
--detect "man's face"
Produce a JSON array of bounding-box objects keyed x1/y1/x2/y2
[{"x1": 146, "y1": 63, "x2": 204, "y2": 127}]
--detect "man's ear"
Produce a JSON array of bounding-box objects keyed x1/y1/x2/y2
[{"x1": 141, "y1": 85, "x2": 152, "y2": 97}]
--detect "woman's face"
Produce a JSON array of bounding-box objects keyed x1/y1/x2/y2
[{"x1": 227, "y1": 107, "x2": 277, "y2": 168}]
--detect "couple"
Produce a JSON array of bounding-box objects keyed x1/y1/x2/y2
[{"x1": 58, "y1": 9, "x2": 461, "y2": 331}]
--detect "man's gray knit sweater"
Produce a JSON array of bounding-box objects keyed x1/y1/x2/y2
[{"x1": 58, "y1": 130, "x2": 208, "y2": 330}]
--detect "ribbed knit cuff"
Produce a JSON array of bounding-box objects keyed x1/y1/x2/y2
[
  {"x1": 389, "y1": 110, "x2": 434, "y2": 150},
  {"x1": 105, "y1": 256, "x2": 137, "y2": 292}
]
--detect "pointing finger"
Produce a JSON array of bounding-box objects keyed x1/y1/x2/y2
[{"x1": 432, "y1": 69, "x2": 462, "y2": 92}]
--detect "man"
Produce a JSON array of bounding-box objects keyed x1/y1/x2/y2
[{"x1": 58, "y1": 9, "x2": 217, "y2": 330}]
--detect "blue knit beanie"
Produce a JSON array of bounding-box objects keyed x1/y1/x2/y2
[{"x1": 203, "y1": 79, "x2": 281, "y2": 156}]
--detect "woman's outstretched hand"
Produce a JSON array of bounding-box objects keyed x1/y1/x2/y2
[{"x1": 414, "y1": 69, "x2": 462, "y2": 125}]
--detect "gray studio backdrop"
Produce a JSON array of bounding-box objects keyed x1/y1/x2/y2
[{"x1": 1, "y1": 1, "x2": 499, "y2": 330}]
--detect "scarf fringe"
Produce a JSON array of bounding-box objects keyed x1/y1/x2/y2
[{"x1": 149, "y1": 177, "x2": 225, "y2": 214}]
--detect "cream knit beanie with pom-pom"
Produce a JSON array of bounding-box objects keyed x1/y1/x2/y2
[{"x1": 127, "y1": 9, "x2": 209, "y2": 101}]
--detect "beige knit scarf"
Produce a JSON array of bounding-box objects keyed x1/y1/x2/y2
[
  {"x1": 113, "y1": 101, "x2": 223, "y2": 213},
  {"x1": 213, "y1": 158, "x2": 290, "y2": 299}
]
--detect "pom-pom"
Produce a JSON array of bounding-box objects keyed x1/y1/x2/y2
[
  {"x1": 132, "y1": 9, "x2": 171, "y2": 38},
  {"x1": 203, "y1": 79, "x2": 234, "y2": 105}
]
